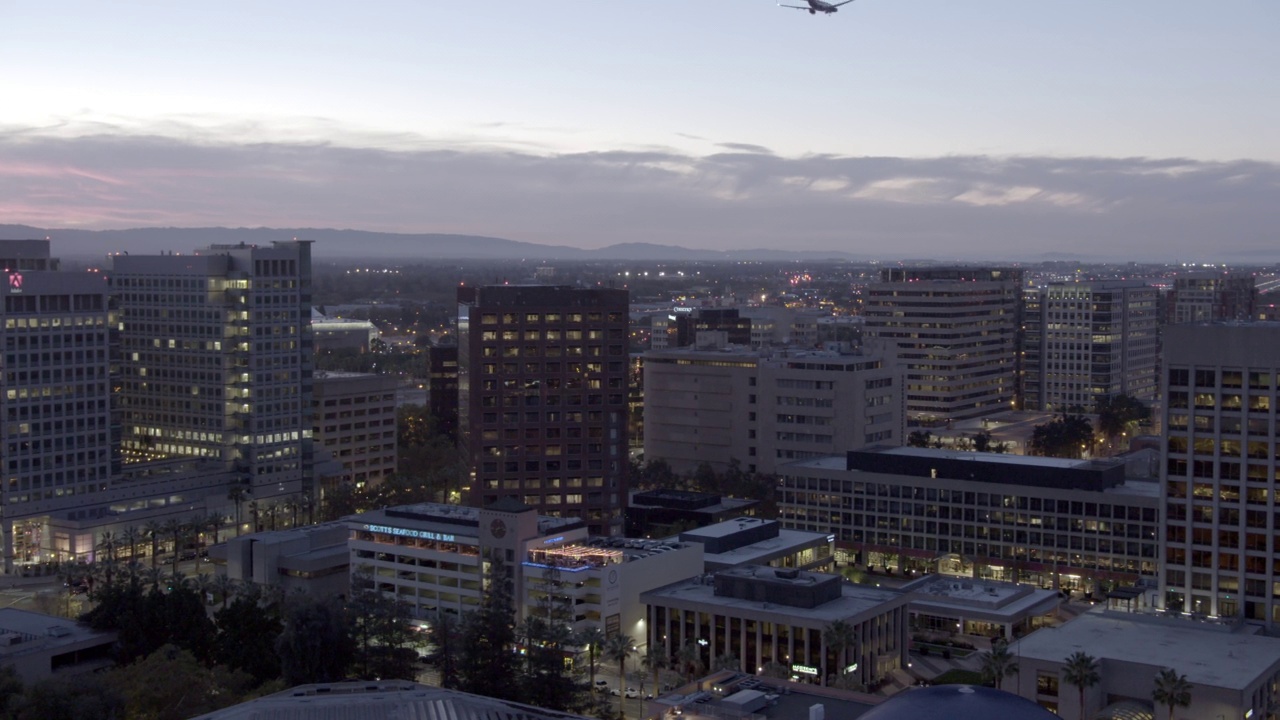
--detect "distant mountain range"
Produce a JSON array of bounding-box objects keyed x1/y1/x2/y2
[{"x1": 0, "y1": 225, "x2": 868, "y2": 263}]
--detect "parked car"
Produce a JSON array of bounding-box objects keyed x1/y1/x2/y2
[
  {"x1": 594, "y1": 680, "x2": 610, "y2": 693},
  {"x1": 624, "y1": 688, "x2": 640, "y2": 698}
]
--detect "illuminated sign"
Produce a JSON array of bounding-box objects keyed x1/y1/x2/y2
[
  {"x1": 543, "y1": 535, "x2": 566, "y2": 545},
  {"x1": 792, "y1": 664, "x2": 819, "y2": 676},
  {"x1": 844, "y1": 663, "x2": 858, "y2": 674},
  {"x1": 826, "y1": 535, "x2": 836, "y2": 543},
  {"x1": 8, "y1": 272, "x2": 21, "y2": 291},
  {"x1": 364, "y1": 524, "x2": 461, "y2": 544},
  {"x1": 672, "y1": 306, "x2": 694, "y2": 313}
]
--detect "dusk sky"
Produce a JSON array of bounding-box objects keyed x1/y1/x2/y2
[{"x1": 2, "y1": 0, "x2": 1277, "y2": 260}]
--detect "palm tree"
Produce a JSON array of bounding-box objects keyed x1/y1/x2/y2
[
  {"x1": 205, "y1": 512, "x2": 224, "y2": 549},
  {"x1": 578, "y1": 626, "x2": 606, "y2": 690},
  {"x1": 675, "y1": 642, "x2": 703, "y2": 684},
  {"x1": 979, "y1": 639, "x2": 1019, "y2": 692},
  {"x1": 120, "y1": 526, "x2": 141, "y2": 567},
  {"x1": 144, "y1": 519, "x2": 162, "y2": 569},
  {"x1": 143, "y1": 566, "x2": 165, "y2": 592},
  {"x1": 161, "y1": 518, "x2": 183, "y2": 576},
  {"x1": 823, "y1": 619, "x2": 857, "y2": 686},
  {"x1": 192, "y1": 573, "x2": 215, "y2": 604},
  {"x1": 228, "y1": 484, "x2": 249, "y2": 537},
  {"x1": 1062, "y1": 651, "x2": 1100, "y2": 720},
  {"x1": 212, "y1": 574, "x2": 238, "y2": 610},
  {"x1": 604, "y1": 634, "x2": 636, "y2": 720},
  {"x1": 1152, "y1": 667, "x2": 1191, "y2": 720},
  {"x1": 640, "y1": 644, "x2": 668, "y2": 696},
  {"x1": 95, "y1": 532, "x2": 118, "y2": 587}
]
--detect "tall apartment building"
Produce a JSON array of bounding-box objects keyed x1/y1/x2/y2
[
  {"x1": 1019, "y1": 286, "x2": 1045, "y2": 411},
  {"x1": 457, "y1": 286, "x2": 630, "y2": 536},
  {"x1": 312, "y1": 371, "x2": 398, "y2": 489},
  {"x1": 110, "y1": 241, "x2": 316, "y2": 502},
  {"x1": 643, "y1": 345, "x2": 903, "y2": 475},
  {"x1": 1, "y1": 242, "x2": 115, "y2": 571},
  {"x1": 862, "y1": 267, "x2": 1022, "y2": 424},
  {"x1": 1025, "y1": 282, "x2": 1159, "y2": 412},
  {"x1": 1161, "y1": 323, "x2": 1280, "y2": 624},
  {"x1": 1166, "y1": 272, "x2": 1257, "y2": 324}
]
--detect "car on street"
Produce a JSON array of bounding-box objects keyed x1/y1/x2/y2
[{"x1": 624, "y1": 688, "x2": 640, "y2": 698}]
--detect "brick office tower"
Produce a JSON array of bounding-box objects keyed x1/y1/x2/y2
[
  {"x1": 1161, "y1": 322, "x2": 1280, "y2": 625},
  {"x1": 457, "y1": 286, "x2": 630, "y2": 536}
]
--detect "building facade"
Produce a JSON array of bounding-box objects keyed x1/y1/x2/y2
[
  {"x1": 312, "y1": 371, "x2": 398, "y2": 489},
  {"x1": 862, "y1": 267, "x2": 1022, "y2": 424},
  {"x1": 457, "y1": 286, "x2": 630, "y2": 535},
  {"x1": 110, "y1": 241, "x2": 316, "y2": 503},
  {"x1": 1, "y1": 242, "x2": 114, "y2": 571},
  {"x1": 643, "y1": 346, "x2": 903, "y2": 476},
  {"x1": 779, "y1": 448, "x2": 1162, "y2": 591},
  {"x1": 1161, "y1": 322, "x2": 1280, "y2": 624},
  {"x1": 1166, "y1": 272, "x2": 1257, "y2": 324},
  {"x1": 642, "y1": 567, "x2": 909, "y2": 688},
  {"x1": 1026, "y1": 281, "x2": 1159, "y2": 412}
]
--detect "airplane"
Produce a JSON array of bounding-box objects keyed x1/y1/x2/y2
[{"x1": 778, "y1": 0, "x2": 855, "y2": 15}]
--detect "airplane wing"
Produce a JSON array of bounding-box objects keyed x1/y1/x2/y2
[
  {"x1": 833, "y1": 0, "x2": 856, "y2": 5},
  {"x1": 777, "y1": 4, "x2": 813, "y2": 8}
]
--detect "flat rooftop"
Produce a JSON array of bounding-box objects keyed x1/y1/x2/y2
[
  {"x1": 643, "y1": 575, "x2": 904, "y2": 624},
  {"x1": 191, "y1": 681, "x2": 597, "y2": 720},
  {"x1": 699, "y1": 528, "x2": 830, "y2": 568},
  {"x1": 901, "y1": 576, "x2": 1060, "y2": 618},
  {"x1": 1013, "y1": 609, "x2": 1280, "y2": 690},
  {"x1": 881, "y1": 446, "x2": 1090, "y2": 470}
]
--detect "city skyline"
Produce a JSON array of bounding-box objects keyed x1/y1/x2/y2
[{"x1": 2, "y1": 1, "x2": 1278, "y2": 259}]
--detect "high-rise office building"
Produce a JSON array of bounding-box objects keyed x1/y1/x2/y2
[
  {"x1": 110, "y1": 241, "x2": 316, "y2": 501},
  {"x1": 457, "y1": 285, "x2": 629, "y2": 535},
  {"x1": 1026, "y1": 281, "x2": 1159, "y2": 412},
  {"x1": 643, "y1": 345, "x2": 903, "y2": 475},
  {"x1": 1, "y1": 241, "x2": 114, "y2": 571},
  {"x1": 1166, "y1": 272, "x2": 1257, "y2": 325},
  {"x1": 1161, "y1": 322, "x2": 1280, "y2": 625},
  {"x1": 862, "y1": 267, "x2": 1022, "y2": 424}
]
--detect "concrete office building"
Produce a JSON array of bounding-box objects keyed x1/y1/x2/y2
[
  {"x1": 899, "y1": 574, "x2": 1061, "y2": 642},
  {"x1": 1, "y1": 244, "x2": 115, "y2": 571},
  {"x1": 625, "y1": 489, "x2": 759, "y2": 538},
  {"x1": 1166, "y1": 271, "x2": 1257, "y2": 324},
  {"x1": 779, "y1": 448, "x2": 1162, "y2": 592},
  {"x1": 192, "y1": 682, "x2": 600, "y2": 720},
  {"x1": 643, "y1": 345, "x2": 902, "y2": 476},
  {"x1": 642, "y1": 567, "x2": 909, "y2": 688},
  {"x1": 221, "y1": 522, "x2": 350, "y2": 599},
  {"x1": 111, "y1": 241, "x2": 316, "y2": 503},
  {"x1": 1026, "y1": 281, "x2": 1159, "y2": 412},
  {"x1": 862, "y1": 267, "x2": 1022, "y2": 424},
  {"x1": 457, "y1": 285, "x2": 630, "y2": 535},
  {"x1": 312, "y1": 371, "x2": 398, "y2": 489},
  {"x1": 0, "y1": 609, "x2": 116, "y2": 683},
  {"x1": 680, "y1": 517, "x2": 834, "y2": 573},
  {"x1": 1161, "y1": 322, "x2": 1280, "y2": 625},
  {"x1": 347, "y1": 500, "x2": 581, "y2": 620},
  {"x1": 1012, "y1": 609, "x2": 1280, "y2": 719},
  {"x1": 347, "y1": 500, "x2": 701, "y2": 641}
]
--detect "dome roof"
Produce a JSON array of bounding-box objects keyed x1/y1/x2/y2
[{"x1": 858, "y1": 685, "x2": 1059, "y2": 720}]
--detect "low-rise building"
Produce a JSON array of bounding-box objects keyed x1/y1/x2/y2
[
  {"x1": 642, "y1": 567, "x2": 909, "y2": 689},
  {"x1": 779, "y1": 447, "x2": 1162, "y2": 592},
  {"x1": 0, "y1": 608, "x2": 116, "y2": 683},
  {"x1": 899, "y1": 574, "x2": 1060, "y2": 642},
  {"x1": 221, "y1": 522, "x2": 350, "y2": 599},
  {"x1": 1011, "y1": 609, "x2": 1280, "y2": 719},
  {"x1": 191, "y1": 681, "x2": 598, "y2": 720},
  {"x1": 680, "y1": 517, "x2": 834, "y2": 573},
  {"x1": 625, "y1": 489, "x2": 759, "y2": 538}
]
